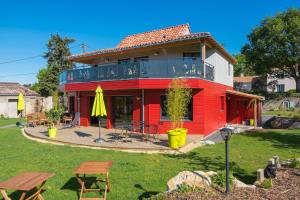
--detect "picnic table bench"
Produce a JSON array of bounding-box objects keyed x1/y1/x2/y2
[
  {"x1": 73, "y1": 161, "x2": 112, "y2": 200},
  {"x1": 0, "y1": 172, "x2": 54, "y2": 200}
]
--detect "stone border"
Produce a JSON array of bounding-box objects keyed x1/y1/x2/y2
[{"x1": 22, "y1": 128, "x2": 202, "y2": 154}]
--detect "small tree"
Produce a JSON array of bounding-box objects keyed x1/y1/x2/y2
[{"x1": 166, "y1": 79, "x2": 192, "y2": 130}]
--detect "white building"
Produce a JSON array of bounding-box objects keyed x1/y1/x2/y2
[{"x1": 0, "y1": 82, "x2": 53, "y2": 118}]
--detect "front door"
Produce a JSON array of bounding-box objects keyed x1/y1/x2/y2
[{"x1": 111, "y1": 96, "x2": 133, "y2": 127}]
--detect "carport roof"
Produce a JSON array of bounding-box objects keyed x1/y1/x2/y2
[{"x1": 226, "y1": 90, "x2": 265, "y2": 100}]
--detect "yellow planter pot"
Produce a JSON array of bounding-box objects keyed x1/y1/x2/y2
[
  {"x1": 176, "y1": 128, "x2": 188, "y2": 147},
  {"x1": 249, "y1": 119, "x2": 254, "y2": 126},
  {"x1": 48, "y1": 127, "x2": 57, "y2": 138},
  {"x1": 167, "y1": 130, "x2": 181, "y2": 149}
]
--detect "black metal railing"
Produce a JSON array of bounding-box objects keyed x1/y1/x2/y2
[{"x1": 59, "y1": 57, "x2": 215, "y2": 84}]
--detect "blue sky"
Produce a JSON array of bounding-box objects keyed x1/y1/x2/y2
[{"x1": 0, "y1": 0, "x2": 299, "y2": 84}]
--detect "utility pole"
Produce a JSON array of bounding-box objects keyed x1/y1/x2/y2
[
  {"x1": 80, "y1": 43, "x2": 88, "y2": 68},
  {"x1": 81, "y1": 43, "x2": 88, "y2": 53}
]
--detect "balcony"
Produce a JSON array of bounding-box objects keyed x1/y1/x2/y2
[{"x1": 59, "y1": 57, "x2": 215, "y2": 85}]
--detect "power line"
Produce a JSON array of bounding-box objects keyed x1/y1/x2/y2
[
  {"x1": 0, "y1": 55, "x2": 42, "y2": 65},
  {"x1": 0, "y1": 44, "x2": 83, "y2": 65},
  {"x1": 0, "y1": 73, "x2": 37, "y2": 78}
]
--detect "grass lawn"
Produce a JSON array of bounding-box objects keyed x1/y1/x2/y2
[
  {"x1": 0, "y1": 118, "x2": 24, "y2": 127},
  {"x1": 0, "y1": 128, "x2": 299, "y2": 200},
  {"x1": 263, "y1": 110, "x2": 300, "y2": 118}
]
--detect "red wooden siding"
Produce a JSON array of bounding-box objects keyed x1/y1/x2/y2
[{"x1": 65, "y1": 78, "x2": 259, "y2": 136}]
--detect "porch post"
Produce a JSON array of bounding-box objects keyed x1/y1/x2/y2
[
  {"x1": 141, "y1": 89, "x2": 145, "y2": 133},
  {"x1": 201, "y1": 43, "x2": 206, "y2": 78},
  {"x1": 77, "y1": 91, "x2": 80, "y2": 126},
  {"x1": 254, "y1": 99, "x2": 257, "y2": 128}
]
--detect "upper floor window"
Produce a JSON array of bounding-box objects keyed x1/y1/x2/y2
[
  {"x1": 160, "y1": 95, "x2": 193, "y2": 121},
  {"x1": 183, "y1": 52, "x2": 200, "y2": 61},
  {"x1": 228, "y1": 62, "x2": 231, "y2": 76},
  {"x1": 276, "y1": 72, "x2": 285, "y2": 79},
  {"x1": 134, "y1": 56, "x2": 149, "y2": 62},
  {"x1": 277, "y1": 84, "x2": 285, "y2": 92}
]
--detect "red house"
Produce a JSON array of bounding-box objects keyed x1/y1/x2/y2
[{"x1": 59, "y1": 24, "x2": 263, "y2": 136}]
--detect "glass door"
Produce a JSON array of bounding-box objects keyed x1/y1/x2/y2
[{"x1": 112, "y1": 96, "x2": 133, "y2": 127}]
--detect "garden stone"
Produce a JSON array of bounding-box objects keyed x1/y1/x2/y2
[
  {"x1": 268, "y1": 158, "x2": 275, "y2": 165},
  {"x1": 273, "y1": 156, "x2": 281, "y2": 168},
  {"x1": 194, "y1": 171, "x2": 214, "y2": 185},
  {"x1": 233, "y1": 178, "x2": 256, "y2": 188},
  {"x1": 166, "y1": 170, "x2": 211, "y2": 192},
  {"x1": 256, "y1": 169, "x2": 265, "y2": 182},
  {"x1": 289, "y1": 122, "x2": 300, "y2": 129}
]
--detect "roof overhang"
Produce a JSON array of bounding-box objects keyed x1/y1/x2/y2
[
  {"x1": 226, "y1": 90, "x2": 265, "y2": 100},
  {"x1": 67, "y1": 34, "x2": 237, "y2": 64}
]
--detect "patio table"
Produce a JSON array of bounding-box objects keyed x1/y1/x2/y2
[
  {"x1": 0, "y1": 172, "x2": 54, "y2": 200},
  {"x1": 73, "y1": 161, "x2": 112, "y2": 200}
]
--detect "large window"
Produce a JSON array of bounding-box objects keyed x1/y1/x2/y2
[{"x1": 160, "y1": 95, "x2": 193, "y2": 121}]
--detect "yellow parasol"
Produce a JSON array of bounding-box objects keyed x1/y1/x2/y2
[
  {"x1": 17, "y1": 93, "x2": 25, "y2": 116},
  {"x1": 91, "y1": 86, "x2": 107, "y2": 143}
]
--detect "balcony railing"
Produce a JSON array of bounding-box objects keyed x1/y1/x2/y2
[{"x1": 59, "y1": 57, "x2": 215, "y2": 84}]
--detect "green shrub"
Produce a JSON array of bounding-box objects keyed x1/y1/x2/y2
[
  {"x1": 260, "y1": 178, "x2": 272, "y2": 189},
  {"x1": 290, "y1": 159, "x2": 300, "y2": 169},
  {"x1": 176, "y1": 183, "x2": 193, "y2": 193},
  {"x1": 45, "y1": 106, "x2": 64, "y2": 128},
  {"x1": 211, "y1": 170, "x2": 234, "y2": 188}
]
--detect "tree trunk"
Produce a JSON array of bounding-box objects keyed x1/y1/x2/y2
[{"x1": 296, "y1": 78, "x2": 300, "y2": 93}]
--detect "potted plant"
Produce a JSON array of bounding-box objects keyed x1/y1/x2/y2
[
  {"x1": 166, "y1": 79, "x2": 192, "y2": 148},
  {"x1": 45, "y1": 107, "x2": 64, "y2": 138}
]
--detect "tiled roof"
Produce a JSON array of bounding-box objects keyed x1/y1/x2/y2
[
  {"x1": 234, "y1": 76, "x2": 259, "y2": 83},
  {"x1": 68, "y1": 32, "x2": 211, "y2": 60},
  {"x1": 117, "y1": 24, "x2": 191, "y2": 48},
  {"x1": 67, "y1": 24, "x2": 237, "y2": 64},
  {"x1": 0, "y1": 82, "x2": 38, "y2": 96}
]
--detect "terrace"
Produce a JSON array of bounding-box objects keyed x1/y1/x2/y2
[
  {"x1": 23, "y1": 126, "x2": 204, "y2": 153},
  {"x1": 59, "y1": 57, "x2": 215, "y2": 85}
]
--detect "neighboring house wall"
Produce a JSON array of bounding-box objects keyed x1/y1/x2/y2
[
  {"x1": 0, "y1": 96, "x2": 37, "y2": 118},
  {"x1": 267, "y1": 76, "x2": 296, "y2": 92},
  {"x1": 206, "y1": 48, "x2": 233, "y2": 87},
  {"x1": 0, "y1": 96, "x2": 53, "y2": 118}
]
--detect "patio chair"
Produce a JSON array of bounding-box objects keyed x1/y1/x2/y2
[
  {"x1": 37, "y1": 112, "x2": 48, "y2": 126},
  {"x1": 64, "y1": 112, "x2": 80, "y2": 128},
  {"x1": 63, "y1": 113, "x2": 73, "y2": 125},
  {"x1": 26, "y1": 114, "x2": 39, "y2": 127}
]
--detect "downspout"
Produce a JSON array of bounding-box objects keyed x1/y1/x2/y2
[{"x1": 142, "y1": 89, "x2": 144, "y2": 133}]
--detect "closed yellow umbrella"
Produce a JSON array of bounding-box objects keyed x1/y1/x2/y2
[
  {"x1": 92, "y1": 86, "x2": 107, "y2": 143},
  {"x1": 17, "y1": 93, "x2": 25, "y2": 116}
]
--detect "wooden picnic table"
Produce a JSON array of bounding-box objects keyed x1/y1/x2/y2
[
  {"x1": 73, "y1": 161, "x2": 112, "y2": 200},
  {"x1": 0, "y1": 172, "x2": 54, "y2": 200}
]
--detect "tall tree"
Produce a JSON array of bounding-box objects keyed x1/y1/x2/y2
[
  {"x1": 242, "y1": 8, "x2": 300, "y2": 92},
  {"x1": 233, "y1": 54, "x2": 254, "y2": 77},
  {"x1": 35, "y1": 34, "x2": 75, "y2": 97}
]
